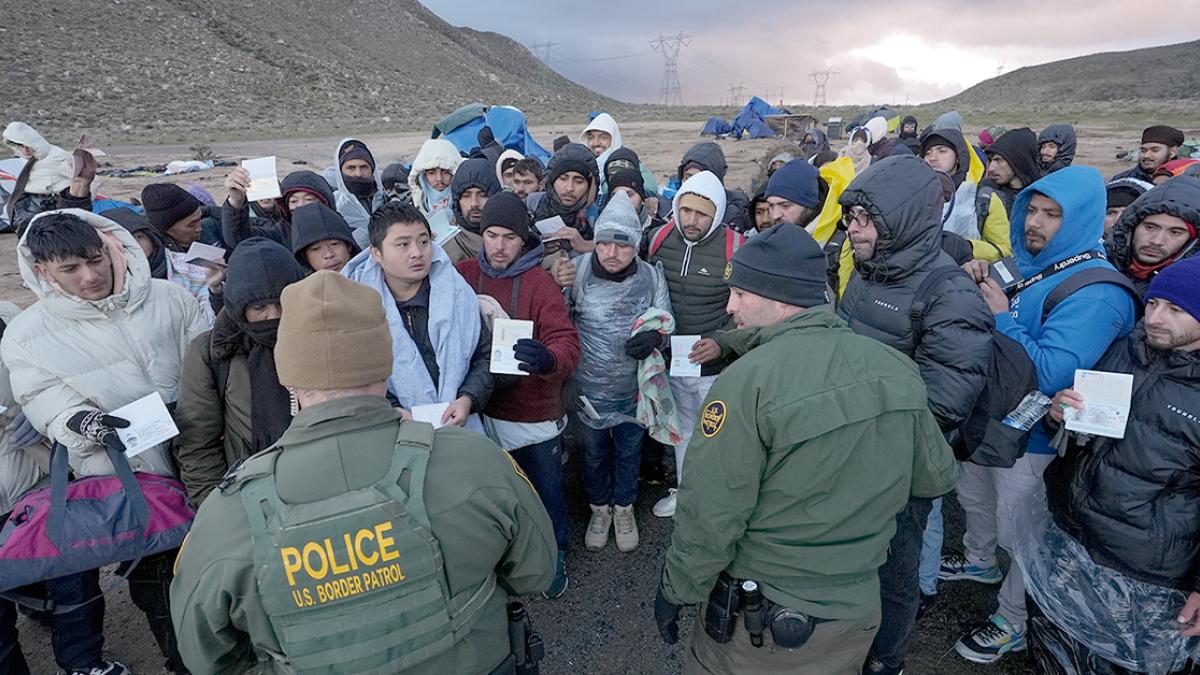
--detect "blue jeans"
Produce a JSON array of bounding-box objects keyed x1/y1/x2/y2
[
  {"x1": 869, "y1": 496, "x2": 932, "y2": 670},
  {"x1": 510, "y1": 436, "x2": 569, "y2": 550},
  {"x1": 918, "y1": 497, "x2": 943, "y2": 596},
  {"x1": 577, "y1": 420, "x2": 644, "y2": 507}
]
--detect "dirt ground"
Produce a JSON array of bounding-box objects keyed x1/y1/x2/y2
[{"x1": 12, "y1": 119, "x2": 1140, "y2": 673}]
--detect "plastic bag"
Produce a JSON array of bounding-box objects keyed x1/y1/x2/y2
[
  {"x1": 567, "y1": 255, "x2": 671, "y2": 429},
  {"x1": 1014, "y1": 501, "x2": 1200, "y2": 674}
]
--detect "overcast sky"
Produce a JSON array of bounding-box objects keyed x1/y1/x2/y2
[{"x1": 420, "y1": 0, "x2": 1199, "y2": 106}]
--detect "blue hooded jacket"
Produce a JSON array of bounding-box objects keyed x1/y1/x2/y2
[{"x1": 1003, "y1": 165, "x2": 1136, "y2": 454}]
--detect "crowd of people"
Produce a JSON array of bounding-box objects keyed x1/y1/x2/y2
[{"x1": 0, "y1": 109, "x2": 1196, "y2": 675}]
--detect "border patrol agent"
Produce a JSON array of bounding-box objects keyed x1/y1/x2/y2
[
  {"x1": 170, "y1": 271, "x2": 557, "y2": 675},
  {"x1": 651, "y1": 224, "x2": 958, "y2": 674}
]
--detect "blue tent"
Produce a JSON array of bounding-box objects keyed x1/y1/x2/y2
[
  {"x1": 433, "y1": 104, "x2": 552, "y2": 165},
  {"x1": 730, "y1": 96, "x2": 784, "y2": 139},
  {"x1": 700, "y1": 116, "x2": 733, "y2": 137}
]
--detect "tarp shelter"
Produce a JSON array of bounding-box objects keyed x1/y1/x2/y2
[
  {"x1": 763, "y1": 114, "x2": 819, "y2": 141},
  {"x1": 730, "y1": 96, "x2": 785, "y2": 139},
  {"x1": 432, "y1": 104, "x2": 552, "y2": 165},
  {"x1": 846, "y1": 106, "x2": 901, "y2": 133},
  {"x1": 700, "y1": 116, "x2": 733, "y2": 137}
]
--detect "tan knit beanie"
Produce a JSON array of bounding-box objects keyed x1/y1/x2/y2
[
  {"x1": 678, "y1": 192, "x2": 717, "y2": 219},
  {"x1": 275, "y1": 271, "x2": 393, "y2": 389}
]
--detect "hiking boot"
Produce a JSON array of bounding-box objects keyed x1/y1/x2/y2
[
  {"x1": 938, "y1": 552, "x2": 1003, "y2": 584},
  {"x1": 585, "y1": 504, "x2": 612, "y2": 551},
  {"x1": 653, "y1": 488, "x2": 677, "y2": 518},
  {"x1": 613, "y1": 504, "x2": 639, "y2": 552},
  {"x1": 68, "y1": 661, "x2": 131, "y2": 675},
  {"x1": 916, "y1": 592, "x2": 938, "y2": 622},
  {"x1": 543, "y1": 550, "x2": 569, "y2": 599},
  {"x1": 954, "y1": 614, "x2": 1026, "y2": 664}
]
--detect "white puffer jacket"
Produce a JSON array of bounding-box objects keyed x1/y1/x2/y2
[
  {"x1": 408, "y1": 139, "x2": 464, "y2": 216},
  {"x1": 0, "y1": 302, "x2": 47, "y2": 514},
  {"x1": 1, "y1": 122, "x2": 71, "y2": 195},
  {"x1": 1, "y1": 209, "x2": 208, "y2": 477}
]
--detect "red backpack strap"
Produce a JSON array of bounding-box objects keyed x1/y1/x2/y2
[
  {"x1": 725, "y1": 228, "x2": 744, "y2": 261},
  {"x1": 648, "y1": 222, "x2": 674, "y2": 258}
]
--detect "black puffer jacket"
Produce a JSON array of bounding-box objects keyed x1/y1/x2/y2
[
  {"x1": 1107, "y1": 176, "x2": 1200, "y2": 297},
  {"x1": 1046, "y1": 328, "x2": 1200, "y2": 591},
  {"x1": 837, "y1": 155, "x2": 994, "y2": 430}
]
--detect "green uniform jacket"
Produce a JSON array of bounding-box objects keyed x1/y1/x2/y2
[
  {"x1": 169, "y1": 396, "x2": 557, "y2": 675},
  {"x1": 660, "y1": 308, "x2": 957, "y2": 620}
]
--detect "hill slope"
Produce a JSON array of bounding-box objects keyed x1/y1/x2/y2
[
  {"x1": 937, "y1": 40, "x2": 1200, "y2": 111},
  {"x1": 2, "y1": 0, "x2": 620, "y2": 141}
]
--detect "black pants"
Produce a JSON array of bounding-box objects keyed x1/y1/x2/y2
[
  {"x1": 124, "y1": 550, "x2": 189, "y2": 674},
  {"x1": 0, "y1": 550, "x2": 188, "y2": 675},
  {"x1": 1028, "y1": 594, "x2": 1199, "y2": 674},
  {"x1": 867, "y1": 496, "x2": 933, "y2": 670}
]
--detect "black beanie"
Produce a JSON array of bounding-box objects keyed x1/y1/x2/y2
[
  {"x1": 608, "y1": 169, "x2": 645, "y2": 197},
  {"x1": 723, "y1": 222, "x2": 829, "y2": 307},
  {"x1": 1142, "y1": 125, "x2": 1185, "y2": 147},
  {"x1": 224, "y1": 237, "x2": 306, "y2": 322},
  {"x1": 339, "y1": 141, "x2": 376, "y2": 172},
  {"x1": 480, "y1": 191, "x2": 533, "y2": 242},
  {"x1": 381, "y1": 163, "x2": 409, "y2": 191},
  {"x1": 141, "y1": 183, "x2": 203, "y2": 232}
]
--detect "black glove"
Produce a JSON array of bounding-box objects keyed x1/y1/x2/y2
[
  {"x1": 654, "y1": 586, "x2": 683, "y2": 645},
  {"x1": 514, "y1": 338, "x2": 555, "y2": 375},
  {"x1": 66, "y1": 411, "x2": 131, "y2": 453},
  {"x1": 625, "y1": 331, "x2": 662, "y2": 360}
]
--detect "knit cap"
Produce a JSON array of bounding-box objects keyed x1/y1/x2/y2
[
  {"x1": 275, "y1": 271, "x2": 393, "y2": 389},
  {"x1": 723, "y1": 222, "x2": 829, "y2": 307},
  {"x1": 1146, "y1": 256, "x2": 1200, "y2": 323},
  {"x1": 593, "y1": 191, "x2": 642, "y2": 248},
  {"x1": 140, "y1": 183, "x2": 202, "y2": 232}
]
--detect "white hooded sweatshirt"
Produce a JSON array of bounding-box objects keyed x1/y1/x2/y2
[
  {"x1": 2, "y1": 122, "x2": 71, "y2": 195},
  {"x1": 408, "y1": 139, "x2": 464, "y2": 216}
]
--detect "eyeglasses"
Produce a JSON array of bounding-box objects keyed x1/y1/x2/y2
[{"x1": 841, "y1": 207, "x2": 871, "y2": 229}]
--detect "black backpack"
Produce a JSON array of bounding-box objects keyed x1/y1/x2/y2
[{"x1": 910, "y1": 253, "x2": 1139, "y2": 467}]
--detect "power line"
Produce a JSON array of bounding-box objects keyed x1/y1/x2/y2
[
  {"x1": 528, "y1": 40, "x2": 558, "y2": 61},
  {"x1": 650, "y1": 31, "x2": 691, "y2": 106}
]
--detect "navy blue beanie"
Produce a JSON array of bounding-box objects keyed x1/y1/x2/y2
[
  {"x1": 764, "y1": 159, "x2": 820, "y2": 209},
  {"x1": 723, "y1": 222, "x2": 829, "y2": 307},
  {"x1": 1146, "y1": 256, "x2": 1200, "y2": 323}
]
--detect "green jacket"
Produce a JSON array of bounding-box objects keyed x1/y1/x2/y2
[
  {"x1": 169, "y1": 396, "x2": 557, "y2": 675},
  {"x1": 660, "y1": 307, "x2": 957, "y2": 620}
]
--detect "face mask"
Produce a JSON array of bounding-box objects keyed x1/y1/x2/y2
[
  {"x1": 343, "y1": 174, "x2": 376, "y2": 198},
  {"x1": 420, "y1": 175, "x2": 453, "y2": 213}
]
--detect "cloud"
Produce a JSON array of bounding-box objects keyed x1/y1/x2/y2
[{"x1": 419, "y1": 0, "x2": 1200, "y2": 104}]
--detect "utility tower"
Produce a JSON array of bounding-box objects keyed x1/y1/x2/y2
[
  {"x1": 727, "y1": 83, "x2": 745, "y2": 106},
  {"x1": 650, "y1": 31, "x2": 691, "y2": 106},
  {"x1": 529, "y1": 40, "x2": 558, "y2": 61},
  {"x1": 811, "y1": 68, "x2": 838, "y2": 106}
]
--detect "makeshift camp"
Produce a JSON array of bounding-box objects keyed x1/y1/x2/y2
[
  {"x1": 731, "y1": 96, "x2": 785, "y2": 139},
  {"x1": 700, "y1": 116, "x2": 734, "y2": 138},
  {"x1": 432, "y1": 103, "x2": 551, "y2": 165},
  {"x1": 763, "y1": 113, "x2": 819, "y2": 141}
]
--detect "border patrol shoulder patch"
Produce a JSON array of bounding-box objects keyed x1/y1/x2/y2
[{"x1": 700, "y1": 400, "x2": 727, "y2": 438}]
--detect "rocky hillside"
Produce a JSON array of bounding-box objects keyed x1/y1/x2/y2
[
  {"x1": 2, "y1": 0, "x2": 621, "y2": 141},
  {"x1": 937, "y1": 39, "x2": 1200, "y2": 112}
]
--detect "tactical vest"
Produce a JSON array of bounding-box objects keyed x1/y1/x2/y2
[{"x1": 232, "y1": 421, "x2": 497, "y2": 674}]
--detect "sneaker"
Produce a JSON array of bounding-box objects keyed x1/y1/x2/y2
[
  {"x1": 938, "y1": 552, "x2": 1003, "y2": 584},
  {"x1": 585, "y1": 504, "x2": 612, "y2": 551},
  {"x1": 653, "y1": 488, "x2": 677, "y2": 518},
  {"x1": 543, "y1": 550, "x2": 569, "y2": 599},
  {"x1": 69, "y1": 661, "x2": 131, "y2": 675},
  {"x1": 954, "y1": 614, "x2": 1026, "y2": 664},
  {"x1": 915, "y1": 592, "x2": 938, "y2": 622},
  {"x1": 613, "y1": 504, "x2": 639, "y2": 552}
]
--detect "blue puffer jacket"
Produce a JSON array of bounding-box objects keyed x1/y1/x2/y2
[{"x1": 1001, "y1": 166, "x2": 1137, "y2": 455}]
